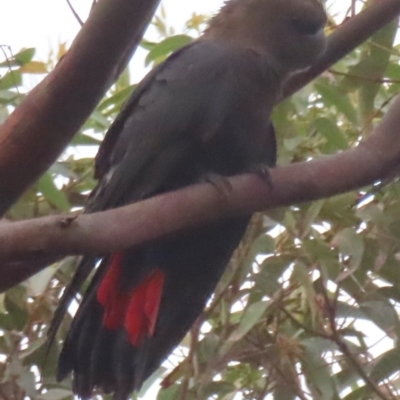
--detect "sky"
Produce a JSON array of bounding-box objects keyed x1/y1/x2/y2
[
  {"x1": 0, "y1": 0, "x2": 225, "y2": 83},
  {"x1": 0, "y1": 0, "x2": 224, "y2": 49}
]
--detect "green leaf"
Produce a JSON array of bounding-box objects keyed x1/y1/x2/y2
[
  {"x1": 341, "y1": 386, "x2": 367, "y2": 400},
  {"x1": 141, "y1": 39, "x2": 157, "y2": 51},
  {"x1": 273, "y1": 383, "x2": 297, "y2": 400},
  {"x1": 17, "y1": 369, "x2": 36, "y2": 398},
  {"x1": 228, "y1": 300, "x2": 268, "y2": 342},
  {"x1": 145, "y1": 35, "x2": 193, "y2": 66},
  {"x1": 369, "y1": 347, "x2": 400, "y2": 383},
  {"x1": 197, "y1": 333, "x2": 220, "y2": 364},
  {"x1": 250, "y1": 234, "x2": 275, "y2": 255},
  {"x1": 238, "y1": 233, "x2": 275, "y2": 284},
  {"x1": 301, "y1": 200, "x2": 324, "y2": 237},
  {"x1": 335, "y1": 301, "x2": 366, "y2": 320},
  {"x1": 356, "y1": 203, "x2": 385, "y2": 226},
  {"x1": 13, "y1": 48, "x2": 36, "y2": 65},
  {"x1": 0, "y1": 70, "x2": 22, "y2": 90},
  {"x1": 37, "y1": 172, "x2": 71, "y2": 211},
  {"x1": 0, "y1": 48, "x2": 36, "y2": 67},
  {"x1": 385, "y1": 62, "x2": 400, "y2": 81},
  {"x1": 157, "y1": 384, "x2": 181, "y2": 400},
  {"x1": 357, "y1": 19, "x2": 398, "y2": 124},
  {"x1": 283, "y1": 136, "x2": 303, "y2": 152},
  {"x1": 20, "y1": 337, "x2": 46, "y2": 359},
  {"x1": 115, "y1": 67, "x2": 131, "y2": 92},
  {"x1": 0, "y1": 293, "x2": 5, "y2": 314},
  {"x1": 302, "y1": 238, "x2": 338, "y2": 281},
  {"x1": 255, "y1": 257, "x2": 289, "y2": 295},
  {"x1": 334, "y1": 365, "x2": 364, "y2": 393},
  {"x1": 332, "y1": 228, "x2": 364, "y2": 274},
  {"x1": 377, "y1": 286, "x2": 400, "y2": 304},
  {"x1": 292, "y1": 262, "x2": 318, "y2": 325},
  {"x1": 83, "y1": 109, "x2": 110, "y2": 129},
  {"x1": 202, "y1": 381, "x2": 236, "y2": 399},
  {"x1": 301, "y1": 337, "x2": 339, "y2": 354},
  {"x1": 315, "y1": 81, "x2": 357, "y2": 124},
  {"x1": 0, "y1": 89, "x2": 19, "y2": 102},
  {"x1": 2, "y1": 289, "x2": 28, "y2": 330},
  {"x1": 301, "y1": 339, "x2": 338, "y2": 400},
  {"x1": 312, "y1": 117, "x2": 348, "y2": 153},
  {"x1": 359, "y1": 298, "x2": 400, "y2": 335},
  {"x1": 71, "y1": 132, "x2": 102, "y2": 146},
  {"x1": 40, "y1": 389, "x2": 72, "y2": 400},
  {"x1": 98, "y1": 84, "x2": 135, "y2": 112}
]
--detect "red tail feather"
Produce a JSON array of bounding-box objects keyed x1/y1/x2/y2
[
  {"x1": 96, "y1": 253, "x2": 165, "y2": 346},
  {"x1": 96, "y1": 253, "x2": 128, "y2": 329},
  {"x1": 125, "y1": 269, "x2": 165, "y2": 345}
]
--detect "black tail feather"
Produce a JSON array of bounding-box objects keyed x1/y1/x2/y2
[
  {"x1": 47, "y1": 256, "x2": 98, "y2": 344},
  {"x1": 90, "y1": 325, "x2": 117, "y2": 391},
  {"x1": 113, "y1": 331, "x2": 136, "y2": 399}
]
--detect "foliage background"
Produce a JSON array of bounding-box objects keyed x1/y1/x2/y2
[{"x1": 1, "y1": 1, "x2": 400, "y2": 399}]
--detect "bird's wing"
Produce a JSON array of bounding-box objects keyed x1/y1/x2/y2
[{"x1": 87, "y1": 40, "x2": 241, "y2": 212}]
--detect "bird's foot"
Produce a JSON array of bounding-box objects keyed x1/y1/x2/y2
[
  {"x1": 201, "y1": 172, "x2": 233, "y2": 199},
  {"x1": 247, "y1": 164, "x2": 273, "y2": 188}
]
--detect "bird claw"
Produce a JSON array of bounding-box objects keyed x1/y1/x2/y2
[
  {"x1": 202, "y1": 173, "x2": 233, "y2": 199},
  {"x1": 248, "y1": 164, "x2": 273, "y2": 188}
]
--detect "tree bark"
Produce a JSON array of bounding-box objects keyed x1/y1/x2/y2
[
  {"x1": 0, "y1": 0, "x2": 161, "y2": 215},
  {"x1": 1, "y1": 88, "x2": 400, "y2": 291}
]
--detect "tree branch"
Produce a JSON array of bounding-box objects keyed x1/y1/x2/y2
[
  {"x1": 284, "y1": 0, "x2": 400, "y2": 98},
  {"x1": 1, "y1": 88, "x2": 400, "y2": 292},
  {"x1": 0, "y1": 0, "x2": 161, "y2": 216}
]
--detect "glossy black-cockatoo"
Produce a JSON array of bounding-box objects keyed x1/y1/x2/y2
[{"x1": 48, "y1": 0, "x2": 326, "y2": 398}]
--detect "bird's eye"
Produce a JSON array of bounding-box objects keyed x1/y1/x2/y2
[{"x1": 291, "y1": 17, "x2": 322, "y2": 35}]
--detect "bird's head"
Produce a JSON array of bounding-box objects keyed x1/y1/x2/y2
[{"x1": 204, "y1": 0, "x2": 327, "y2": 78}]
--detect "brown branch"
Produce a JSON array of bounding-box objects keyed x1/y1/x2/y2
[
  {"x1": 1, "y1": 88, "x2": 400, "y2": 292},
  {"x1": 329, "y1": 68, "x2": 400, "y2": 84},
  {"x1": 320, "y1": 283, "x2": 393, "y2": 400},
  {"x1": 335, "y1": 338, "x2": 393, "y2": 400},
  {"x1": 283, "y1": 0, "x2": 400, "y2": 98},
  {"x1": 0, "y1": 0, "x2": 161, "y2": 216}
]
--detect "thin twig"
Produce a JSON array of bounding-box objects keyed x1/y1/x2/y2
[
  {"x1": 178, "y1": 318, "x2": 201, "y2": 400},
  {"x1": 65, "y1": 0, "x2": 84, "y2": 26},
  {"x1": 329, "y1": 68, "x2": 400, "y2": 84},
  {"x1": 320, "y1": 280, "x2": 393, "y2": 400}
]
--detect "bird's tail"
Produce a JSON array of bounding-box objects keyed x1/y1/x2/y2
[
  {"x1": 47, "y1": 255, "x2": 100, "y2": 351},
  {"x1": 55, "y1": 252, "x2": 165, "y2": 399}
]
